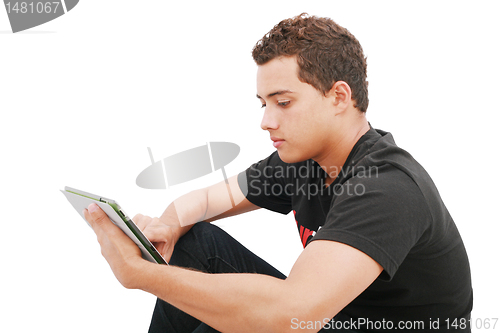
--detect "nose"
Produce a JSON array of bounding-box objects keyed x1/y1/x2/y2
[{"x1": 260, "y1": 107, "x2": 279, "y2": 131}]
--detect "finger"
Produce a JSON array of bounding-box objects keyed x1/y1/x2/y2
[
  {"x1": 134, "y1": 214, "x2": 151, "y2": 231},
  {"x1": 164, "y1": 245, "x2": 175, "y2": 263},
  {"x1": 143, "y1": 220, "x2": 170, "y2": 243},
  {"x1": 83, "y1": 208, "x2": 93, "y2": 228},
  {"x1": 142, "y1": 218, "x2": 161, "y2": 240},
  {"x1": 87, "y1": 203, "x2": 108, "y2": 226},
  {"x1": 153, "y1": 241, "x2": 170, "y2": 261},
  {"x1": 132, "y1": 213, "x2": 143, "y2": 224},
  {"x1": 83, "y1": 206, "x2": 102, "y2": 231},
  {"x1": 84, "y1": 204, "x2": 139, "y2": 254}
]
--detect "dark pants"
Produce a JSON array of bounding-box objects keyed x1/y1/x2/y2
[{"x1": 148, "y1": 222, "x2": 361, "y2": 333}]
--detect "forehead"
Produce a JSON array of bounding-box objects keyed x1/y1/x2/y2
[{"x1": 256, "y1": 57, "x2": 302, "y2": 98}]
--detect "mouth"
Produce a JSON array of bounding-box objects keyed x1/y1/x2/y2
[{"x1": 271, "y1": 136, "x2": 285, "y2": 148}]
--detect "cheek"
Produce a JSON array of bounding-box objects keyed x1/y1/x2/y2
[
  {"x1": 295, "y1": 113, "x2": 327, "y2": 140},
  {"x1": 288, "y1": 128, "x2": 323, "y2": 161},
  {"x1": 296, "y1": 117, "x2": 331, "y2": 154}
]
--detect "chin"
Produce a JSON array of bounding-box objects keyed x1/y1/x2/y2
[{"x1": 277, "y1": 149, "x2": 309, "y2": 164}]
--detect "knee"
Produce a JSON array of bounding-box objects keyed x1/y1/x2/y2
[
  {"x1": 169, "y1": 222, "x2": 223, "y2": 270},
  {"x1": 190, "y1": 221, "x2": 213, "y2": 234},
  {"x1": 181, "y1": 222, "x2": 224, "y2": 245}
]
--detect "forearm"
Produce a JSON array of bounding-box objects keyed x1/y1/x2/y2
[
  {"x1": 161, "y1": 175, "x2": 258, "y2": 229},
  {"x1": 89, "y1": 201, "x2": 380, "y2": 333},
  {"x1": 137, "y1": 262, "x2": 295, "y2": 332},
  {"x1": 159, "y1": 188, "x2": 209, "y2": 236}
]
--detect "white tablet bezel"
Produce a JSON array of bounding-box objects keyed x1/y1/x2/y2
[{"x1": 61, "y1": 186, "x2": 167, "y2": 265}]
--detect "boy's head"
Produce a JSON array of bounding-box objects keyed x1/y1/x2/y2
[{"x1": 252, "y1": 13, "x2": 369, "y2": 113}]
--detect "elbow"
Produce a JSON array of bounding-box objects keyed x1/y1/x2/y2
[
  {"x1": 257, "y1": 300, "x2": 311, "y2": 333},
  {"x1": 268, "y1": 298, "x2": 338, "y2": 333},
  {"x1": 239, "y1": 295, "x2": 300, "y2": 333},
  {"x1": 269, "y1": 313, "x2": 314, "y2": 333}
]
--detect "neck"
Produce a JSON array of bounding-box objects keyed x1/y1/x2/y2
[{"x1": 316, "y1": 115, "x2": 370, "y2": 186}]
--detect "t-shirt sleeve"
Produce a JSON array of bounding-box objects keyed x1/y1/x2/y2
[
  {"x1": 237, "y1": 151, "x2": 293, "y2": 215},
  {"x1": 312, "y1": 165, "x2": 431, "y2": 280}
]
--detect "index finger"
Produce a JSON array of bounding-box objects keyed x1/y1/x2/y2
[{"x1": 133, "y1": 213, "x2": 151, "y2": 231}]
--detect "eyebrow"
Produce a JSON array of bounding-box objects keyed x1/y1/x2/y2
[{"x1": 256, "y1": 90, "x2": 294, "y2": 100}]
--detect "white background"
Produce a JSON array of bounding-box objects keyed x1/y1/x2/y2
[{"x1": 1, "y1": 1, "x2": 499, "y2": 332}]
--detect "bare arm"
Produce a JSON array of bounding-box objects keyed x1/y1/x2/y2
[
  {"x1": 134, "y1": 174, "x2": 259, "y2": 261},
  {"x1": 169, "y1": 173, "x2": 259, "y2": 226},
  {"x1": 84, "y1": 203, "x2": 383, "y2": 333},
  {"x1": 138, "y1": 241, "x2": 382, "y2": 332}
]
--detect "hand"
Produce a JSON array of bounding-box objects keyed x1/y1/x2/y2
[
  {"x1": 84, "y1": 203, "x2": 148, "y2": 289},
  {"x1": 133, "y1": 213, "x2": 182, "y2": 262}
]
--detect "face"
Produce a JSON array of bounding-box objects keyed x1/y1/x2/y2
[{"x1": 256, "y1": 56, "x2": 338, "y2": 163}]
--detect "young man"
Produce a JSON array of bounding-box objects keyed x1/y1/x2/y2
[{"x1": 84, "y1": 14, "x2": 473, "y2": 332}]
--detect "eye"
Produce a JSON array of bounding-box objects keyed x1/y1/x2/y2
[
  {"x1": 261, "y1": 103, "x2": 267, "y2": 109},
  {"x1": 278, "y1": 100, "x2": 290, "y2": 107}
]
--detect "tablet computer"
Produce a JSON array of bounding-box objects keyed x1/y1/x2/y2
[{"x1": 61, "y1": 186, "x2": 168, "y2": 265}]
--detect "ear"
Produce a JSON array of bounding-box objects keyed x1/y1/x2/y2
[{"x1": 328, "y1": 81, "x2": 352, "y2": 114}]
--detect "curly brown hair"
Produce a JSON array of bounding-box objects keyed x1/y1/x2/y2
[{"x1": 252, "y1": 13, "x2": 369, "y2": 113}]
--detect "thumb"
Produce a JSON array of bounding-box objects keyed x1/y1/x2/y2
[{"x1": 86, "y1": 203, "x2": 110, "y2": 229}]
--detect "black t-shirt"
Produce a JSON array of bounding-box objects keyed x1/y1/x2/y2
[{"x1": 238, "y1": 128, "x2": 473, "y2": 332}]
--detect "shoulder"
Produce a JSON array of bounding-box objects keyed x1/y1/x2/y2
[
  {"x1": 330, "y1": 163, "x2": 431, "y2": 225},
  {"x1": 354, "y1": 129, "x2": 446, "y2": 222}
]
